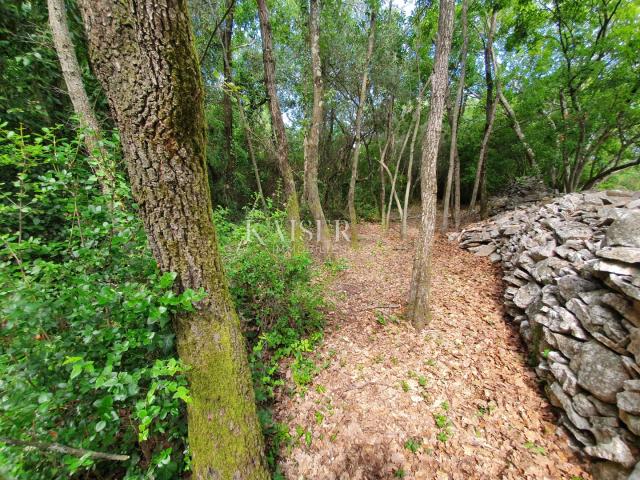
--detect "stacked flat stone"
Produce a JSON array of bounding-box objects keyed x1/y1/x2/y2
[{"x1": 453, "y1": 190, "x2": 640, "y2": 479}]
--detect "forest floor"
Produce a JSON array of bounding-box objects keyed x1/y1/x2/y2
[{"x1": 274, "y1": 221, "x2": 591, "y2": 479}]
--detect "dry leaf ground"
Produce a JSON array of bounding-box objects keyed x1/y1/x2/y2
[{"x1": 274, "y1": 221, "x2": 590, "y2": 480}]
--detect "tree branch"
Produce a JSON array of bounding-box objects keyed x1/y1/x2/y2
[{"x1": 0, "y1": 437, "x2": 130, "y2": 462}]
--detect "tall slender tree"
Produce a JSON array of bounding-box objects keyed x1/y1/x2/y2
[
  {"x1": 220, "y1": 0, "x2": 236, "y2": 190},
  {"x1": 347, "y1": 7, "x2": 376, "y2": 247},
  {"x1": 47, "y1": 0, "x2": 114, "y2": 194},
  {"x1": 256, "y1": 0, "x2": 303, "y2": 249},
  {"x1": 407, "y1": 0, "x2": 455, "y2": 329},
  {"x1": 77, "y1": 0, "x2": 268, "y2": 477},
  {"x1": 469, "y1": 10, "x2": 498, "y2": 212},
  {"x1": 304, "y1": 0, "x2": 331, "y2": 254},
  {"x1": 441, "y1": 0, "x2": 468, "y2": 231}
]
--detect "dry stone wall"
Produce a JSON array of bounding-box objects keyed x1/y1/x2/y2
[{"x1": 453, "y1": 190, "x2": 640, "y2": 479}]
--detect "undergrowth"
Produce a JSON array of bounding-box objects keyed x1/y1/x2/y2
[{"x1": 0, "y1": 125, "x2": 324, "y2": 478}]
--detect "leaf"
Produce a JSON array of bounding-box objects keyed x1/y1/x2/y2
[{"x1": 95, "y1": 421, "x2": 106, "y2": 433}]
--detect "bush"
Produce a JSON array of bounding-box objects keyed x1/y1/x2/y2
[
  {"x1": 213, "y1": 205, "x2": 325, "y2": 470},
  {"x1": 0, "y1": 126, "x2": 325, "y2": 478}
]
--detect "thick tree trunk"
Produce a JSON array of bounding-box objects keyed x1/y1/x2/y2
[
  {"x1": 469, "y1": 11, "x2": 497, "y2": 210},
  {"x1": 304, "y1": 0, "x2": 331, "y2": 254},
  {"x1": 256, "y1": 0, "x2": 303, "y2": 250},
  {"x1": 347, "y1": 9, "x2": 376, "y2": 248},
  {"x1": 77, "y1": 1, "x2": 268, "y2": 478},
  {"x1": 407, "y1": 0, "x2": 455, "y2": 329},
  {"x1": 47, "y1": 0, "x2": 114, "y2": 194},
  {"x1": 441, "y1": 0, "x2": 468, "y2": 232},
  {"x1": 220, "y1": 0, "x2": 236, "y2": 189}
]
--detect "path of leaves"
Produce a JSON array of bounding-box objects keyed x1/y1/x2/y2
[{"x1": 275, "y1": 222, "x2": 590, "y2": 479}]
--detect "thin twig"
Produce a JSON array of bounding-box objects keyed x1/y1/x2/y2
[{"x1": 0, "y1": 437, "x2": 130, "y2": 462}]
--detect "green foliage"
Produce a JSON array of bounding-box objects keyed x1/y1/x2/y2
[
  {"x1": 0, "y1": 126, "x2": 193, "y2": 479},
  {"x1": 0, "y1": 126, "x2": 325, "y2": 478},
  {"x1": 212, "y1": 205, "x2": 325, "y2": 469}
]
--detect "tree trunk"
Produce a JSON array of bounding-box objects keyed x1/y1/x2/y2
[
  {"x1": 47, "y1": 0, "x2": 114, "y2": 194},
  {"x1": 401, "y1": 82, "x2": 426, "y2": 240},
  {"x1": 237, "y1": 97, "x2": 267, "y2": 209},
  {"x1": 469, "y1": 11, "x2": 497, "y2": 210},
  {"x1": 256, "y1": 0, "x2": 303, "y2": 250},
  {"x1": 441, "y1": 0, "x2": 468, "y2": 232},
  {"x1": 407, "y1": 0, "x2": 455, "y2": 329},
  {"x1": 347, "y1": 8, "x2": 376, "y2": 248},
  {"x1": 77, "y1": 1, "x2": 268, "y2": 478},
  {"x1": 304, "y1": 0, "x2": 331, "y2": 254},
  {"x1": 220, "y1": 0, "x2": 236, "y2": 190}
]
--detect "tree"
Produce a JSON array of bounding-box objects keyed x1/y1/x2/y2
[
  {"x1": 407, "y1": 0, "x2": 454, "y2": 329},
  {"x1": 220, "y1": 0, "x2": 236, "y2": 190},
  {"x1": 304, "y1": 0, "x2": 331, "y2": 254},
  {"x1": 77, "y1": 0, "x2": 269, "y2": 477},
  {"x1": 347, "y1": 7, "x2": 376, "y2": 247},
  {"x1": 256, "y1": 0, "x2": 303, "y2": 249},
  {"x1": 469, "y1": 9, "x2": 497, "y2": 213},
  {"x1": 47, "y1": 0, "x2": 114, "y2": 194},
  {"x1": 441, "y1": 0, "x2": 468, "y2": 232}
]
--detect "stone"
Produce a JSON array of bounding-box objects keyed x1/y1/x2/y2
[
  {"x1": 617, "y1": 391, "x2": 640, "y2": 415},
  {"x1": 591, "y1": 461, "x2": 632, "y2": 480},
  {"x1": 472, "y1": 243, "x2": 496, "y2": 256},
  {"x1": 553, "y1": 221, "x2": 594, "y2": 242},
  {"x1": 541, "y1": 306, "x2": 589, "y2": 339},
  {"x1": 594, "y1": 259, "x2": 640, "y2": 277},
  {"x1": 574, "y1": 341, "x2": 631, "y2": 403},
  {"x1": 624, "y1": 380, "x2": 640, "y2": 392},
  {"x1": 585, "y1": 435, "x2": 638, "y2": 468},
  {"x1": 530, "y1": 240, "x2": 556, "y2": 261},
  {"x1": 547, "y1": 382, "x2": 590, "y2": 430},
  {"x1": 532, "y1": 257, "x2": 570, "y2": 284},
  {"x1": 556, "y1": 275, "x2": 599, "y2": 301},
  {"x1": 543, "y1": 329, "x2": 583, "y2": 358},
  {"x1": 573, "y1": 393, "x2": 598, "y2": 417},
  {"x1": 627, "y1": 328, "x2": 640, "y2": 364},
  {"x1": 606, "y1": 274, "x2": 640, "y2": 302},
  {"x1": 620, "y1": 410, "x2": 640, "y2": 436},
  {"x1": 597, "y1": 247, "x2": 640, "y2": 264},
  {"x1": 550, "y1": 360, "x2": 579, "y2": 395},
  {"x1": 605, "y1": 211, "x2": 640, "y2": 248},
  {"x1": 601, "y1": 293, "x2": 640, "y2": 327},
  {"x1": 513, "y1": 282, "x2": 541, "y2": 309}
]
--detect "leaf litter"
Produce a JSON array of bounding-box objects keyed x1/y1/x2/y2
[{"x1": 274, "y1": 222, "x2": 590, "y2": 479}]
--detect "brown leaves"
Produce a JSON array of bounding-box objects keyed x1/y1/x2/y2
[{"x1": 274, "y1": 223, "x2": 590, "y2": 479}]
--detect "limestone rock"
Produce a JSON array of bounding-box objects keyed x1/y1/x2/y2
[
  {"x1": 597, "y1": 246, "x2": 640, "y2": 264},
  {"x1": 605, "y1": 211, "x2": 640, "y2": 248},
  {"x1": 574, "y1": 341, "x2": 631, "y2": 403},
  {"x1": 617, "y1": 391, "x2": 640, "y2": 415},
  {"x1": 513, "y1": 282, "x2": 541, "y2": 309}
]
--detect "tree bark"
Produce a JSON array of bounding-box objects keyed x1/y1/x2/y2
[
  {"x1": 441, "y1": 0, "x2": 468, "y2": 232},
  {"x1": 304, "y1": 0, "x2": 331, "y2": 254},
  {"x1": 47, "y1": 0, "x2": 114, "y2": 194},
  {"x1": 347, "y1": 8, "x2": 376, "y2": 248},
  {"x1": 256, "y1": 0, "x2": 303, "y2": 250},
  {"x1": 77, "y1": 1, "x2": 268, "y2": 478},
  {"x1": 469, "y1": 11, "x2": 497, "y2": 210},
  {"x1": 407, "y1": 0, "x2": 455, "y2": 329}
]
